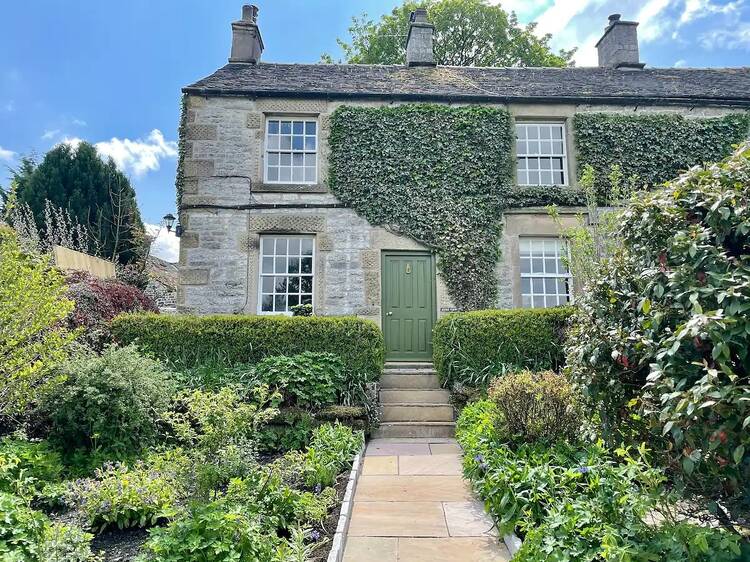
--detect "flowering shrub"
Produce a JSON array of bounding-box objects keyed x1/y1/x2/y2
[
  {"x1": 66, "y1": 450, "x2": 188, "y2": 532},
  {"x1": 567, "y1": 142, "x2": 750, "y2": 506},
  {"x1": 65, "y1": 271, "x2": 157, "y2": 350}
]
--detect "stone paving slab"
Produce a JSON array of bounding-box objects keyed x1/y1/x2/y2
[
  {"x1": 348, "y1": 501, "x2": 449, "y2": 537},
  {"x1": 354, "y1": 475, "x2": 473, "y2": 502},
  {"x1": 398, "y1": 537, "x2": 511, "y2": 562},
  {"x1": 366, "y1": 442, "x2": 432, "y2": 456},
  {"x1": 362, "y1": 455, "x2": 398, "y2": 476},
  {"x1": 398, "y1": 453, "x2": 462, "y2": 475},
  {"x1": 430, "y1": 442, "x2": 463, "y2": 455},
  {"x1": 443, "y1": 501, "x2": 497, "y2": 537}
]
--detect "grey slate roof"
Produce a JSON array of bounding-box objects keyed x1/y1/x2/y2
[{"x1": 184, "y1": 63, "x2": 750, "y2": 107}]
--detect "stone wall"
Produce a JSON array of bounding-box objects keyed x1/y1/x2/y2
[{"x1": 178, "y1": 94, "x2": 745, "y2": 318}]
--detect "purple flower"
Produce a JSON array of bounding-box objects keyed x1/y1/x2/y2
[
  {"x1": 479, "y1": 462, "x2": 489, "y2": 472},
  {"x1": 473, "y1": 454, "x2": 484, "y2": 464},
  {"x1": 314, "y1": 484, "x2": 322, "y2": 494},
  {"x1": 576, "y1": 466, "x2": 590, "y2": 474},
  {"x1": 310, "y1": 530, "x2": 321, "y2": 542}
]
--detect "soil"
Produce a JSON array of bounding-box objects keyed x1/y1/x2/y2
[{"x1": 309, "y1": 473, "x2": 350, "y2": 561}]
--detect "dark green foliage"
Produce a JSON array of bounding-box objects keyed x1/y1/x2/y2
[
  {"x1": 0, "y1": 438, "x2": 63, "y2": 501},
  {"x1": 456, "y1": 401, "x2": 742, "y2": 561},
  {"x1": 253, "y1": 352, "x2": 344, "y2": 408},
  {"x1": 258, "y1": 408, "x2": 316, "y2": 453},
  {"x1": 567, "y1": 143, "x2": 750, "y2": 513},
  {"x1": 488, "y1": 370, "x2": 582, "y2": 444},
  {"x1": 10, "y1": 143, "x2": 146, "y2": 263},
  {"x1": 111, "y1": 313, "x2": 385, "y2": 379},
  {"x1": 432, "y1": 307, "x2": 573, "y2": 387},
  {"x1": 504, "y1": 185, "x2": 587, "y2": 208},
  {"x1": 0, "y1": 491, "x2": 47, "y2": 559},
  {"x1": 574, "y1": 112, "x2": 750, "y2": 197},
  {"x1": 41, "y1": 345, "x2": 174, "y2": 457},
  {"x1": 304, "y1": 423, "x2": 364, "y2": 487},
  {"x1": 328, "y1": 104, "x2": 514, "y2": 310},
  {"x1": 175, "y1": 95, "x2": 188, "y2": 212}
]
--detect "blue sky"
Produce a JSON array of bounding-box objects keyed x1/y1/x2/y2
[{"x1": 1, "y1": 0, "x2": 748, "y2": 260}]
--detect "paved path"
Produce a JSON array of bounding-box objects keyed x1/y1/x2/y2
[{"x1": 343, "y1": 438, "x2": 510, "y2": 562}]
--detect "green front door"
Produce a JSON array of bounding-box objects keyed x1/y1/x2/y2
[{"x1": 382, "y1": 252, "x2": 436, "y2": 361}]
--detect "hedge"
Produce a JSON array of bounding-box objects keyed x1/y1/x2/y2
[
  {"x1": 433, "y1": 307, "x2": 573, "y2": 387},
  {"x1": 110, "y1": 313, "x2": 384, "y2": 379}
]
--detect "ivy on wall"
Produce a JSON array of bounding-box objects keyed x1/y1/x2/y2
[
  {"x1": 175, "y1": 94, "x2": 188, "y2": 212},
  {"x1": 574, "y1": 112, "x2": 750, "y2": 196},
  {"x1": 328, "y1": 104, "x2": 514, "y2": 310}
]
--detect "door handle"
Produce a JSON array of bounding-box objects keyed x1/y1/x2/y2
[{"x1": 386, "y1": 312, "x2": 393, "y2": 316}]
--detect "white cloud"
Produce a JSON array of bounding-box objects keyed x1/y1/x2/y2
[
  {"x1": 146, "y1": 223, "x2": 180, "y2": 263},
  {"x1": 699, "y1": 22, "x2": 750, "y2": 49},
  {"x1": 72, "y1": 118, "x2": 87, "y2": 127},
  {"x1": 0, "y1": 146, "x2": 16, "y2": 161},
  {"x1": 637, "y1": 0, "x2": 677, "y2": 42},
  {"x1": 490, "y1": 0, "x2": 551, "y2": 20},
  {"x1": 94, "y1": 129, "x2": 178, "y2": 177},
  {"x1": 42, "y1": 129, "x2": 61, "y2": 140},
  {"x1": 679, "y1": 0, "x2": 743, "y2": 26},
  {"x1": 674, "y1": 58, "x2": 688, "y2": 66},
  {"x1": 59, "y1": 129, "x2": 178, "y2": 177}
]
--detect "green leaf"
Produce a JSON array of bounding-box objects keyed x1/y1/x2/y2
[{"x1": 732, "y1": 445, "x2": 744, "y2": 465}]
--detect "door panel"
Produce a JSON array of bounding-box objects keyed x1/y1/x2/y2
[{"x1": 382, "y1": 253, "x2": 435, "y2": 361}]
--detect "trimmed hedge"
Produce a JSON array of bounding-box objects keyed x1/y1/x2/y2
[
  {"x1": 110, "y1": 313, "x2": 385, "y2": 379},
  {"x1": 433, "y1": 307, "x2": 573, "y2": 386}
]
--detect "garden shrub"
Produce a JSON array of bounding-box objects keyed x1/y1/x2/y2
[
  {"x1": 0, "y1": 437, "x2": 63, "y2": 501},
  {"x1": 111, "y1": 313, "x2": 384, "y2": 378},
  {"x1": 456, "y1": 401, "x2": 742, "y2": 561},
  {"x1": 65, "y1": 271, "x2": 157, "y2": 351},
  {"x1": 566, "y1": 142, "x2": 750, "y2": 510},
  {"x1": 0, "y1": 491, "x2": 47, "y2": 559},
  {"x1": 66, "y1": 450, "x2": 188, "y2": 532},
  {"x1": 303, "y1": 423, "x2": 364, "y2": 487},
  {"x1": 433, "y1": 307, "x2": 573, "y2": 388},
  {"x1": 253, "y1": 352, "x2": 345, "y2": 408},
  {"x1": 165, "y1": 386, "x2": 279, "y2": 495},
  {"x1": 42, "y1": 345, "x2": 174, "y2": 457},
  {"x1": 39, "y1": 522, "x2": 102, "y2": 562},
  {"x1": 141, "y1": 501, "x2": 282, "y2": 562},
  {"x1": 258, "y1": 408, "x2": 315, "y2": 454},
  {"x1": 0, "y1": 227, "x2": 77, "y2": 419},
  {"x1": 488, "y1": 370, "x2": 582, "y2": 444}
]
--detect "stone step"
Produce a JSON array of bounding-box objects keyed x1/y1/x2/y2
[
  {"x1": 380, "y1": 389, "x2": 450, "y2": 404},
  {"x1": 381, "y1": 403, "x2": 454, "y2": 422},
  {"x1": 381, "y1": 373, "x2": 441, "y2": 389},
  {"x1": 382, "y1": 367, "x2": 437, "y2": 377},
  {"x1": 384, "y1": 361, "x2": 434, "y2": 370},
  {"x1": 373, "y1": 421, "x2": 456, "y2": 439}
]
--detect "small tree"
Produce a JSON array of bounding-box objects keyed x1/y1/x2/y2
[
  {"x1": 328, "y1": 0, "x2": 575, "y2": 67},
  {"x1": 0, "y1": 228, "x2": 78, "y2": 419}
]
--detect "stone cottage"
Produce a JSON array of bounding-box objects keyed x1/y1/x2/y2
[{"x1": 177, "y1": 5, "x2": 750, "y2": 362}]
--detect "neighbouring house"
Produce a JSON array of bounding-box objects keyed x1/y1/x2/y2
[
  {"x1": 145, "y1": 256, "x2": 178, "y2": 312},
  {"x1": 177, "y1": 5, "x2": 750, "y2": 361}
]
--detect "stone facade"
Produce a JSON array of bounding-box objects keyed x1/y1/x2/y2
[{"x1": 177, "y1": 94, "x2": 745, "y2": 322}]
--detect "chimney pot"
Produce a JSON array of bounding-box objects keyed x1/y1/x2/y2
[
  {"x1": 405, "y1": 9, "x2": 436, "y2": 67},
  {"x1": 230, "y1": 4, "x2": 264, "y2": 64},
  {"x1": 595, "y1": 13, "x2": 644, "y2": 69}
]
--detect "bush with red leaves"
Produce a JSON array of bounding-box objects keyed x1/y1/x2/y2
[{"x1": 65, "y1": 271, "x2": 158, "y2": 350}]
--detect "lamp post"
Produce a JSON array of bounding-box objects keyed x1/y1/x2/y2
[{"x1": 163, "y1": 213, "x2": 176, "y2": 232}]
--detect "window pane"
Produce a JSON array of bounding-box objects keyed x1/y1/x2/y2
[
  {"x1": 288, "y1": 276, "x2": 300, "y2": 292},
  {"x1": 281, "y1": 121, "x2": 291, "y2": 134},
  {"x1": 532, "y1": 278, "x2": 544, "y2": 293},
  {"x1": 293, "y1": 121, "x2": 304, "y2": 135},
  {"x1": 262, "y1": 277, "x2": 274, "y2": 293},
  {"x1": 301, "y1": 239, "x2": 313, "y2": 255},
  {"x1": 532, "y1": 258, "x2": 543, "y2": 272},
  {"x1": 267, "y1": 153, "x2": 279, "y2": 166},
  {"x1": 301, "y1": 257, "x2": 313, "y2": 274},
  {"x1": 522, "y1": 295, "x2": 531, "y2": 308},
  {"x1": 545, "y1": 296, "x2": 557, "y2": 308},
  {"x1": 280, "y1": 136, "x2": 291, "y2": 150},
  {"x1": 274, "y1": 294, "x2": 287, "y2": 312},
  {"x1": 268, "y1": 121, "x2": 279, "y2": 134},
  {"x1": 528, "y1": 171, "x2": 539, "y2": 185},
  {"x1": 292, "y1": 153, "x2": 303, "y2": 167},
  {"x1": 288, "y1": 294, "x2": 299, "y2": 307},
  {"x1": 275, "y1": 238, "x2": 287, "y2": 254},
  {"x1": 516, "y1": 125, "x2": 526, "y2": 139},
  {"x1": 267, "y1": 167, "x2": 279, "y2": 181},
  {"x1": 279, "y1": 167, "x2": 291, "y2": 182},
  {"x1": 545, "y1": 278, "x2": 557, "y2": 293},
  {"x1": 275, "y1": 276, "x2": 287, "y2": 292},
  {"x1": 275, "y1": 257, "x2": 287, "y2": 273},
  {"x1": 544, "y1": 258, "x2": 557, "y2": 273},
  {"x1": 528, "y1": 127, "x2": 539, "y2": 140},
  {"x1": 280, "y1": 153, "x2": 292, "y2": 166},
  {"x1": 301, "y1": 276, "x2": 313, "y2": 293},
  {"x1": 516, "y1": 141, "x2": 527, "y2": 155},
  {"x1": 292, "y1": 136, "x2": 304, "y2": 150},
  {"x1": 301, "y1": 294, "x2": 313, "y2": 305},
  {"x1": 305, "y1": 137, "x2": 316, "y2": 150},
  {"x1": 533, "y1": 295, "x2": 544, "y2": 308},
  {"x1": 262, "y1": 238, "x2": 274, "y2": 254},
  {"x1": 262, "y1": 257, "x2": 273, "y2": 273},
  {"x1": 305, "y1": 122, "x2": 316, "y2": 135},
  {"x1": 292, "y1": 167, "x2": 303, "y2": 182},
  {"x1": 552, "y1": 126, "x2": 563, "y2": 139},
  {"x1": 540, "y1": 127, "x2": 551, "y2": 140},
  {"x1": 267, "y1": 136, "x2": 279, "y2": 150},
  {"x1": 261, "y1": 295, "x2": 273, "y2": 312},
  {"x1": 520, "y1": 258, "x2": 531, "y2": 274},
  {"x1": 521, "y1": 278, "x2": 531, "y2": 293},
  {"x1": 304, "y1": 167, "x2": 316, "y2": 182},
  {"x1": 289, "y1": 239, "x2": 300, "y2": 255}
]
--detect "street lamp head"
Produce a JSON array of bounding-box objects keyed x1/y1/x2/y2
[{"x1": 163, "y1": 213, "x2": 176, "y2": 232}]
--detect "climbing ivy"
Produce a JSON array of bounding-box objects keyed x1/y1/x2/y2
[
  {"x1": 175, "y1": 94, "x2": 189, "y2": 212},
  {"x1": 574, "y1": 112, "x2": 750, "y2": 197},
  {"x1": 328, "y1": 104, "x2": 514, "y2": 310}
]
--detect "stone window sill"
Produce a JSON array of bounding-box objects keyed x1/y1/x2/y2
[{"x1": 252, "y1": 183, "x2": 329, "y2": 193}]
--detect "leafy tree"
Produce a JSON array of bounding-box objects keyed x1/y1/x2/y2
[
  {"x1": 328, "y1": 0, "x2": 575, "y2": 67},
  {"x1": 0, "y1": 227, "x2": 78, "y2": 419},
  {"x1": 10, "y1": 143, "x2": 146, "y2": 264}
]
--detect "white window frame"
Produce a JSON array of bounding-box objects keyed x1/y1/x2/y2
[
  {"x1": 257, "y1": 235, "x2": 315, "y2": 315},
  {"x1": 264, "y1": 116, "x2": 319, "y2": 185},
  {"x1": 519, "y1": 237, "x2": 572, "y2": 309},
  {"x1": 515, "y1": 122, "x2": 568, "y2": 187}
]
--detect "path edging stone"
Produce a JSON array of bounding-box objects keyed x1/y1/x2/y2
[
  {"x1": 326, "y1": 442, "x2": 366, "y2": 562},
  {"x1": 503, "y1": 532, "x2": 522, "y2": 557}
]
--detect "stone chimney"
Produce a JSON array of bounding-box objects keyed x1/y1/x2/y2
[
  {"x1": 405, "y1": 9, "x2": 436, "y2": 67},
  {"x1": 229, "y1": 5, "x2": 264, "y2": 64},
  {"x1": 595, "y1": 14, "x2": 645, "y2": 69}
]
